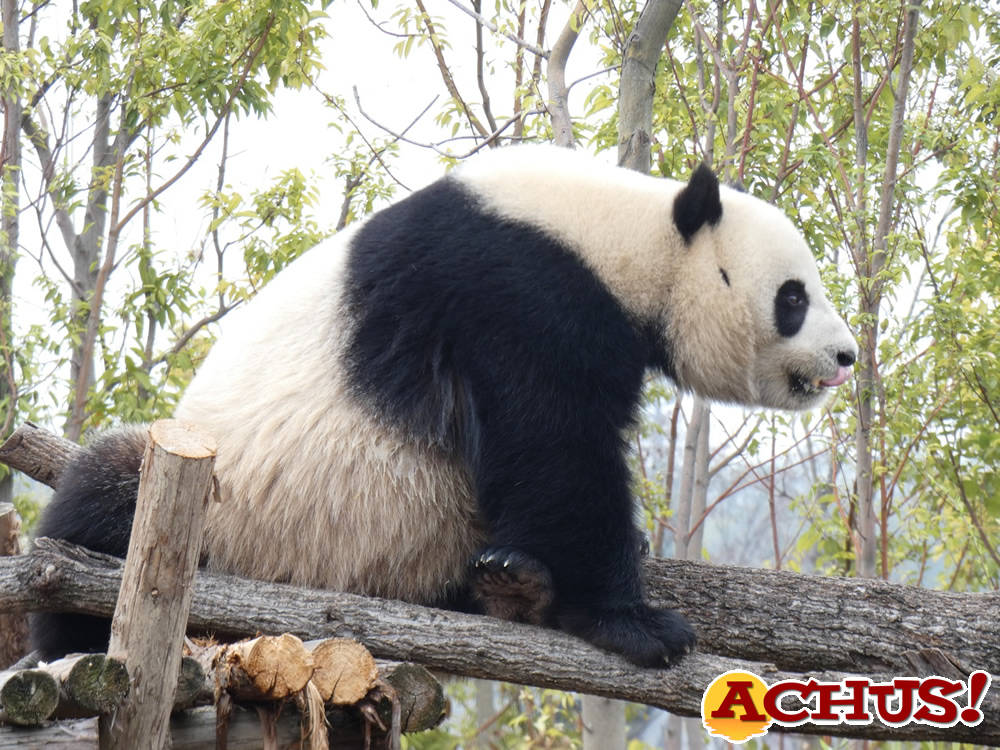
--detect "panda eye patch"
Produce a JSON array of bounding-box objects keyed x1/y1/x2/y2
[{"x1": 775, "y1": 279, "x2": 809, "y2": 337}]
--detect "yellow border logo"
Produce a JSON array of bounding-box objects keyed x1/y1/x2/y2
[{"x1": 701, "y1": 670, "x2": 773, "y2": 743}]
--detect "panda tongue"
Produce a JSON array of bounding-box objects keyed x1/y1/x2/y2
[{"x1": 819, "y1": 366, "x2": 852, "y2": 388}]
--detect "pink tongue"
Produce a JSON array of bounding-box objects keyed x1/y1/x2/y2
[{"x1": 820, "y1": 366, "x2": 852, "y2": 388}]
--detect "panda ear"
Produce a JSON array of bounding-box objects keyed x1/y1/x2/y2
[{"x1": 672, "y1": 163, "x2": 723, "y2": 244}]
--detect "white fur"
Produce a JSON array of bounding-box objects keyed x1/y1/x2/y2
[{"x1": 176, "y1": 226, "x2": 482, "y2": 601}]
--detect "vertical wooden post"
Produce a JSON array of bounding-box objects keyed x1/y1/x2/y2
[
  {"x1": 99, "y1": 420, "x2": 216, "y2": 750},
  {"x1": 0, "y1": 503, "x2": 28, "y2": 666}
]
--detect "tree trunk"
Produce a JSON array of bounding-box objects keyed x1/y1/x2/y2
[
  {"x1": 852, "y1": 0, "x2": 922, "y2": 579},
  {"x1": 617, "y1": 0, "x2": 683, "y2": 171},
  {"x1": 0, "y1": 0, "x2": 21, "y2": 486}
]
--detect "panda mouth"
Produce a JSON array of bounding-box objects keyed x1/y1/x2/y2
[{"x1": 789, "y1": 366, "x2": 852, "y2": 398}]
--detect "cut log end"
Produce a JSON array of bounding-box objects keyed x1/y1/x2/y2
[
  {"x1": 0, "y1": 670, "x2": 59, "y2": 726},
  {"x1": 147, "y1": 420, "x2": 217, "y2": 459},
  {"x1": 310, "y1": 638, "x2": 378, "y2": 705}
]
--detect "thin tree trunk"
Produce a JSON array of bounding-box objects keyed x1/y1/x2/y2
[
  {"x1": 617, "y1": 0, "x2": 684, "y2": 170},
  {"x1": 0, "y1": 0, "x2": 20, "y2": 477},
  {"x1": 853, "y1": 0, "x2": 921, "y2": 579},
  {"x1": 547, "y1": 0, "x2": 586, "y2": 148},
  {"x1": 64, "y1": 94, "x2": 114, "y2": 442}
]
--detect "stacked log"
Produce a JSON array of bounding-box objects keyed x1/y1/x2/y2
[{"x1": 0, "y1": 637, "x2": 445, "y2": 748}]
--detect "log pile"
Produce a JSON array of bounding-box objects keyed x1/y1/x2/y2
[{"x1": 0, "y1": 636, "x2": 445, "y2": 748}]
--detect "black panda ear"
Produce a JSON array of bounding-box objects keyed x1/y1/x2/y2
[{"x1": 672, "y1": 162, "x2": 722, "y2": 244}]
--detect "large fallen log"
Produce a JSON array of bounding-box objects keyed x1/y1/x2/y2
[{"x1": 0, "y1": 538, "x2": 996, "y2": 744}]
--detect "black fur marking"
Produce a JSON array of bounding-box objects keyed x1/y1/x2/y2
[
  {"x1": 774, "y1": 279, "x2": 809, "y2": 338},
  {"x1": 471, "y1": 546, "x2": 554, "y2": 625},
  {"x1": 344, "y1": 178, "x2": 692, "y2": 666},
  {"x1": 30, "y1": 426, "x2": 147, "y2": 658},
  {"x1": 672, "y1": 163, "x2": 722, "y2": 244},
  {"x1": 719, "y1": 268, "x2": 731, "y2": 287}
]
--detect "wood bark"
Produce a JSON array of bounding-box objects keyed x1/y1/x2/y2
[
  {"x1": 0, "y1": 422, "x2": 82, "y2": 488},
  {"x1": 1, "y1": 539, "x2": 995, "y2": 743},
  {"x1": 98, "y1": 420, "x2": 216, "y2": 750},
  {"x1": 853, "y1": 0, "x2": 923, "y2": 580},
  {"x1": 0, "y1": 505, "x2": 26, "y2": 666},
  {"x1": 0, "y1": 0, "x2": 21, "y2": 479}
]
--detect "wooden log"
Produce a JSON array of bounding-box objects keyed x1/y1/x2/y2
[
  {"x1": 47, "y1": 654, "x2": 129, "y2": 718},
  {"x1": 0, "y1": 422, "x2": 80, "y2": 488},
  {"x1": 172, "y1": 656, "x2": 211, "y2": 711},
  {"x1": 0, "y1": 652, "x2": 205, "y2": 724},
  {"x1": 98, "y1": 420, "x2": 216, "y2": 750},
  {"x1": 0, "y1": 669, "x2": 58, "y2": 726},
  {"x1": 381, "y1": 663, "x2": 446, "y2": 733},
  {"x1": 218, "y1": 633, "x2": 314, "y2": 701},
  {"x1": 5, "y1": 422, "x2": 999, "y2": 680},
  {"x1": 0, "y1": 717, "x2": 98, "y2": 749},
  {"x1": 307, "y1": 638, "x2": 377, "y2": 705},
  {"x1": 0, "y1": 703, "x2": 407, "y2": 749},
  {"x1": 0, "y1": 504, "x2": 27, "y2": 667}
]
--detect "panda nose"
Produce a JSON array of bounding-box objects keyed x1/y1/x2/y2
[{"x1": 837, "y1": 350, "x2": 856, "y2": 368}]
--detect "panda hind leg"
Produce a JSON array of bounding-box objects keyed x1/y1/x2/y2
[{"x1": 470, "y1": 546, "x2": 554, "y2": 625}]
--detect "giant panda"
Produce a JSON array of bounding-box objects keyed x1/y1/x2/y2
[{"x1": 32, "y1": 145, "x2": 857, "y2": 667}]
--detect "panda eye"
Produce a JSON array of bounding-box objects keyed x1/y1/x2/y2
[{"x1": 775, "y1": 280, "x2": 809, "y2": 337}]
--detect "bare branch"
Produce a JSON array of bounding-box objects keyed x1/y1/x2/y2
[
  {"x1": 444, "y1": 0, "x2": 547, "y2": 58},
  {"x1": 414, "y1": 0, "x2": 491, "y2": 140}
]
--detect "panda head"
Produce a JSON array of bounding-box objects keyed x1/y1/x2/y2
[{"x1": 666, "y1": 163, "x2": 857, "y2": 411}]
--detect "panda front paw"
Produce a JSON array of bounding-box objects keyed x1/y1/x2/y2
[
  {"x1": 559, "y1": 602, "x2": 696, "y2": 668},
  {"x1": 470, "y1": 546, "x2": 554, "y2": 625}
]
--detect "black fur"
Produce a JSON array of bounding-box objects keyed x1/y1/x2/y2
[
  {"x1": 345, "y1": 179, "x2": 694, "y2": 666},
  {"x1": 774, "y1": 279, "x2": 809, "y2": 338},
  {"x1": 31, "y1": 427, "x2": 147, "y2": 658},
  {"x1": 673, "y1": 163, "x2": 722, "y2": 244}
]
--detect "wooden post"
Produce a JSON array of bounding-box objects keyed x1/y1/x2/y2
[
  {"x1": 98, "y1": 420, "x2": 216, "y2": 750},
  {"x1": 0, "y1": 503, "x2": 27, "y2": 665}
]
